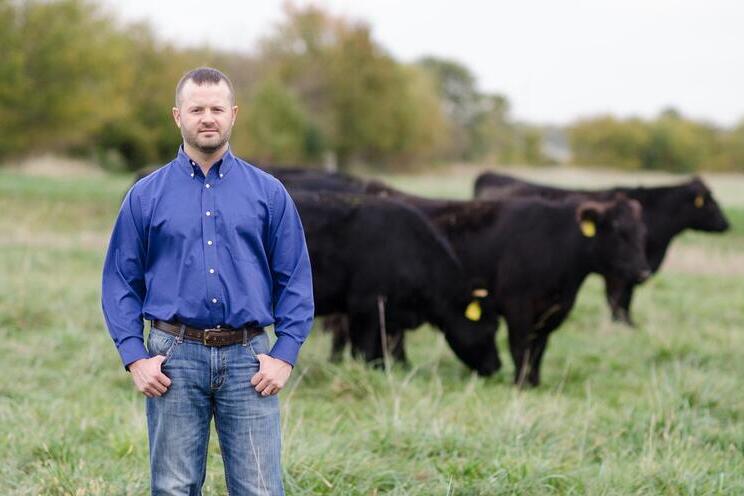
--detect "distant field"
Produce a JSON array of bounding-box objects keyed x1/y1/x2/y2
[{"x1": 1, "y1": 166, "x2": 743, "y2": 495}]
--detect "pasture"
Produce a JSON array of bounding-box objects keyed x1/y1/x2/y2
[{"x1": 0, "y1": 165, "x2": 743, "y2": 495}]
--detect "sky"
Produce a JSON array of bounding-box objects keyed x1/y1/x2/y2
[{"x1": 99, "y1": 0, "x2": 744, "y2": 127}]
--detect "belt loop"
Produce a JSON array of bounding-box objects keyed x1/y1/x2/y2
[
  {"x1": 177, "y1": 324, "x2": 186, "y2": 344},
  {"x1": 242, "y1": 328, "x2": 248, "y2": 347}
]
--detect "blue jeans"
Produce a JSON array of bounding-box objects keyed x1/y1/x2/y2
[{"x1": 145, "y1": 326, "x2": 284, "y2": 495}]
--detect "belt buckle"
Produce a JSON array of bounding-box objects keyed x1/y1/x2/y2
[{"x1": 203, "y1": 328, "x2": 220, "y2": 346}]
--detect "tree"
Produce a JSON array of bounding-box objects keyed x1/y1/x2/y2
[
  {"x1": 253, "y1": 5, "x2": 447, "y2": 169},
  {"x1": 0, "y1": 0, "x2": 128, "y2": 156},
  {"x1": 642, "y1": 110, "x2": 717, "y2": 172},
  {"x1": 566, "y1": 110, "x2": 737, "y2": 172},
  {"x1": 569, "y1": 116, "x2": 650, "y2": 169},
  {"x1": 242, "y1": 79, "x2": 321, "y2": 165}
]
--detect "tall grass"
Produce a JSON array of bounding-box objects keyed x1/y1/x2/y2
[{"x1": 1, "y1": 168, "x2": 743, "y2": 495}]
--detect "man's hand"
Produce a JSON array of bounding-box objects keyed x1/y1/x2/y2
[
  {"x1": 250, "y1": 354, "x2": 292, "y2": 396},
  {"x1": 129, "y1": 356, "x2": 172, "y2": 397}
]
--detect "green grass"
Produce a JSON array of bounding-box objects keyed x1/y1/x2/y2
[{"x1": 1, "y1": 168, "x2": 743, "y2": 495}]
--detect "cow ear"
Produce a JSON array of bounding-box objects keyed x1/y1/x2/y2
[{"x1": 472, "y1": 288, "x2": 488, "y2": 298}]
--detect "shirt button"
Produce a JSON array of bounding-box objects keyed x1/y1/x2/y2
[
  {"x1": 207, "y1": 240, "x2": 213, "y2": 245},
  {"x1": 212, "y1": 298, "x2": 218, "y2": 304},
  {"x1": 220, "y1": 173, "x2": 224, "y2": 178},
  {"x1": 206, "y1": 211, "x2": 211, "y2": 216},
  {"x1": 216, "y1": 325, "x2": 221, "y2": 329},
  {"x1": 205, "y1": 184, "x2": 211, "y2": 188},
  {"x1": 209, "y1": 268, "x2": 215, "y2": 274},
  {"x1": 190, "y1": 173, "x2": 194, "y2": 177}
]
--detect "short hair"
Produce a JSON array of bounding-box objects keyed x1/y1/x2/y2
[{"x1": 175, "y1": 67, "x2": 236, "y2": 107}]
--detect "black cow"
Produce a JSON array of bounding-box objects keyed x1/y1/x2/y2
[
  {"x1": 474, "y1": 172, "x2": 730, "y2": 325},
  {"x1": 402, "y1": 196, "x2": 651, "y2": 386},
  {"x1": 293, "y1": 190, "x2": 501, "y2": 376},
  {"x1": 282, "y1": 175, "x2": 506, "y2": 372},
  {"x1": 284, "y1": 173, "x2": 651, "y2": 386},
  {"x1": 265, "y1": 168, "x2": 372, "y2": 193}
]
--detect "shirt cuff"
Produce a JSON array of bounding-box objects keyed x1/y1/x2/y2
[
  {"x1": 269, "y1": 334, "x2": 301, "y2": 367},
  {"x1": 118, "y1": 336, "x2": 149, "y2": 371}
]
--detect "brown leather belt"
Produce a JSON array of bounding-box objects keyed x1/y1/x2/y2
[{"x1": 152, "y1": 320, "x2": 264, "y2": 347}]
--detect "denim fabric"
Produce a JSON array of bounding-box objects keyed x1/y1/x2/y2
[{"x1": 145, "y1": 326, "x2": 284, "y2": 495}]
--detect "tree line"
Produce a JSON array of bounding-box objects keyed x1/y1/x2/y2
[
  {"x1": 1, "y1": 0, "x2": 742, "y2": 172},
  {"x1": 569, "y1": 109, "x2": 744, "y2": 172}
]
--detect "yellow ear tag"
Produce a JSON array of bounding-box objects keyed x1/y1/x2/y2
[
  {"x1": 694, "y1": 195, "x2": 704, "y2": 208},
  {"x1": 465, "y1": 300, "x2": 482, "y2": 321},
  {"x1": 580, "y1": 220, "x2": 596, "y2": 238}
]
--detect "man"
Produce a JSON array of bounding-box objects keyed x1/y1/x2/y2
[{"x1": 102, "y1": 67, "x2": 314, "y2": 495}]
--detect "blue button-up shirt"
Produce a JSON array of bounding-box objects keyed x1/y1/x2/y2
[{"x1": 101, "y1": 147, "x2": 314, "y2": 369}]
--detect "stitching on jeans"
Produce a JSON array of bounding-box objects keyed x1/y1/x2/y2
[
  {"x1": 148, "y1": 330, "x2": 173, "y2": 356},
  {"x1": 214, "y1": 407, "x2": 235, "y2": 496},
  {"x1": 197, "y1": 408, "x2": 212, "y2": 493},
  {"x1": 247, "y1": 334, "x2": 264, "y2": 358},
  {"x1": 156, "y1": 334, "x2": 178, "y2": 365},
  {"x1": 161, "y1": 325, "x2": 186, "y2": 366},
  {"x1": 163, "y1": 339, "x2": 178, "y2": 365}
]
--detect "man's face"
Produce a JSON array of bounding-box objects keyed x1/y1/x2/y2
[{"x1": 172, "y1": 80, "x2": 238, "y2": 154}]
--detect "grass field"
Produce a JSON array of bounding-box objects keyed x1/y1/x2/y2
[{"x1": 1, "y1": 165, "x2": 743, "y2": 495}]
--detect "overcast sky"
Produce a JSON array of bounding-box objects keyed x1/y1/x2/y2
[{"x1": 100, "y1": 0, "x2": 744, "y2": 127}]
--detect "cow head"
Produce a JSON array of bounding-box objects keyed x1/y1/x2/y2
[
  {"x1": 431, "y1": 287, "x2": 501, "y2": 376},
  {"x1": 681, "y1": 177, "x2": 730, "y2": 232},
  {"x1": 577, "y1": 196, "x2": 651, "y2": 283}
]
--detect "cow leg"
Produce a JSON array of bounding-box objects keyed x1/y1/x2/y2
[
  {"x1": 504, "y1": 309, "x2": 535, "y2": 388},
  {"x1": 604, "y1": 277, "x2": 636, "y2": 327},
  {"x1": 526, "y1": 333, "x2": 550, "y2": 387},
  {"x1": 388, "y1": 332, "x2": 409, "y2": 367},
  {"x1": 508, "y1": 331, "x2": 531, "y2": 388},
  {"x1": 325, "y1": 314, "x2": 350, "y2": 363},
  {"x1": 348, "y1": 314, "x2": 384, "y2": 367}
]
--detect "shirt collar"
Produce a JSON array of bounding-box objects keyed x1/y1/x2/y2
[{"x1": 176, "y1": 145, "x2": 235, "y2": 179}]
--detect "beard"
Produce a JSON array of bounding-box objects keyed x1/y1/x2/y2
[{"x1": 182, "y1": 126, "x2": 232, "y2": 154}]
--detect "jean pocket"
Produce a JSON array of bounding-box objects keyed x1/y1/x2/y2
[
  {"x1": 246, "y1": 332, "x2": 269, "y2": 359},
  {"x1": 147, "y1": 328, "x2": 179, "y2": 364}
]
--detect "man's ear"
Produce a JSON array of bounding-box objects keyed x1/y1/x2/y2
[
  {"x1": 172, "y1": 107, "x2": 181, "y2": 129},
  {"x1": 232, "y1": 105, "x2": 239, "y2": 126}
]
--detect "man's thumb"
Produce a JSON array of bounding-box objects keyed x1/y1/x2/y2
[{"x1": 155, "y1": 355, "x2": 167, "y2": 362}]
